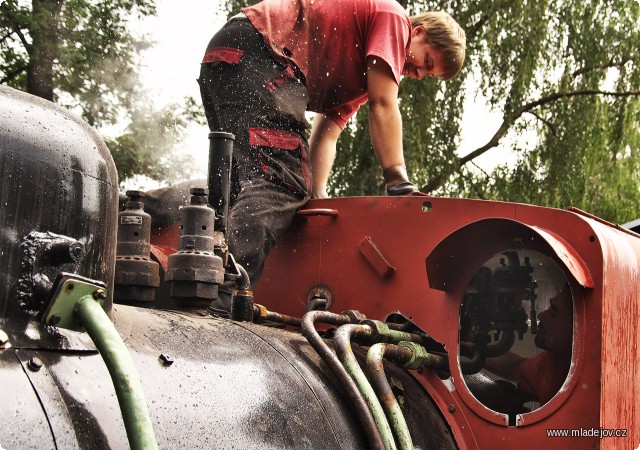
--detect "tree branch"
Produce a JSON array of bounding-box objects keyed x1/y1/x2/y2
[
  {"x1": 466, "y1": 0, "x2": 513, "y2": 41},
  {"x1": 422, "y1": 89, "x2": 640, "y2": 193},
  {"x1": 14, "y1": 26, "x2": 30, "y2": 54},
  {"x1": 526, "y1": 110, "x2": 556, "y2": 135},
  {"x1": 0, "y1": 63, "x2": 28, "y2": 83},
  {"x1": 571, "y1": 58, "x2": 632, "y2": 79}
]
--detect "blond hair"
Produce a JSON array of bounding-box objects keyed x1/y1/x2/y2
[{"x1": 410, "y1": 11, "x2": 466, "y2": 81}]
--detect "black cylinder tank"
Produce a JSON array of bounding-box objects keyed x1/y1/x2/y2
[
  {"x1": 0, "y1": 86, "x2": 119, "y2": 319},
  {"x1": 0, "y1": 306, "x2": 457, "y2": 449}
]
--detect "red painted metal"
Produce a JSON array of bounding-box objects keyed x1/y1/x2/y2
[
  {"x1": 357, "y1": 236, "x2": 396, "y2": 278},
  {"x1": 149, "y1": 195, "x2": 640, "y2": 449},
  {"x1": 252, "y1": 196, "x2": 639, "y2": 449}
]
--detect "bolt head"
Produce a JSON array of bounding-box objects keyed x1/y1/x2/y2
[
  {"x1": 159, "y1": 354, "x2": 174, "y2": 366},
  {"x1": 49, "y1": 315, "x2": 62, "y2": 326},
  {"x1": 0, "y1": 329, "x2": 9, "y2": 348},
  {"x1": 28, "y1": 357, "x2": 43, "y2": 371},
  {"x1": 93, "y1": 289, "x2": 107, "y2": 300}
]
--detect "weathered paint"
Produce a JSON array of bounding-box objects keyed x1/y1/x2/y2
[
  {"x1": 148, "y1": 195, "x2": 639, "y2": 449},
  {"x1": 592, "y1": 218, "x2": 640, "y2": 449},
  {"x1": 251, "y1": 196, "x2": 637, "y2": 449}
]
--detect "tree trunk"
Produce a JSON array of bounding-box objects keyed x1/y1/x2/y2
[{"x1": 27, "y1": 0, "x2": 63, "y2": 101}]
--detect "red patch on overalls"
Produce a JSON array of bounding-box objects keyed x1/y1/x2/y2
[
  {"x1": 202, "y1": 47, "x2": 244, "y2": 64},
  {"x1": 265, "y1": 66, "x2": 295, "y2": 92},
  {"x1": 249, "y1": 128, "x2": 310, "y2": 192},
  {"x1": 249, "y1": 128, "x2": 302, "y2": 150}
]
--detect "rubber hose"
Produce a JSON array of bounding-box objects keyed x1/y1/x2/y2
[
  {"x1": 367, "y1": 344, "x2": 414, "y2": 450},
  {"x1": 334, "y1": 325, "x2": 397, "y2": 450},
  {"x1": 301, "y1": 311, "x2": 385, "y2": 450},
  {"x1": 76, "y1": 296, "x2": 158, "y2": 450}
]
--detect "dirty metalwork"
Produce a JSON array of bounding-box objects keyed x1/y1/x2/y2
[{"x1": 2, "y1": 85, "x2": 640, "y2": 450}]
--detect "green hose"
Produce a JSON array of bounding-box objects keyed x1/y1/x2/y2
[
  {"x1": 342, "y1": 351, "x2": 397, "y2": 450},
  {"x1": 335, "y1": 325, "x2": 398, "y2": 450},
  {"x1": 367, "y1": 344, "x2": 413, "y2": 450},
  {"x1": 76, "y1": 296, "x2": 158, "y2": 450}
]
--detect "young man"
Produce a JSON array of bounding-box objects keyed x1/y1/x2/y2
[
  {"x1": 484, "y1": 288, "x2": 574, "y2": 405},
  {"x1": 199, "y1": 0, "x2": 466, "y2": 289}
]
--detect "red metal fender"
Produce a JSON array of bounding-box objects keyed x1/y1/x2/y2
[{"x1": 426, "y1": 218, "x2": 594, "y2": 291}]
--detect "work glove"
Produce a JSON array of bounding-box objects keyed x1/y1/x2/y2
[
  {"x1": 387, "y1": 180, "x2": 420, "y2": 196},
  {"x1": 383, "y1": 164, "x2": 424, "y2": 196}
]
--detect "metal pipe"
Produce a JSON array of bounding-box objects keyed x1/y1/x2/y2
[
  {"x1": 235, "y1": 263, "x2": 251, "y2": 290},
  {"x1": 358, "y1": 319, "x2": 426, "y2": 346},
  {"x1": 301, "y1": 311, "x2": 385, "y2": 450},
  {"x1": 485, "y1": 330, "x2": 515, "y2": 357},
  {"x1": 334, "y1": 324, "x2": 397, "y2": 450},
  {"x1": 367, "y1": 344, "x2": 413, "y2": 450},
  {"x1": 75, "y1": 295, "x2": 158, "y2": 450},
  {"x1": 254, "y1": 304, "x2": 303, "y2": 327},
  {"x1": 208, "y1": 131, "x2": 234, "y2": 234}
]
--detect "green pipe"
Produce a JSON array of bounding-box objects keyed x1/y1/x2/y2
[
  {"x1": 334, "y1": 325, "x2": 397, "y2": 450},
  {"x1": 359, "y1": 320, "x2": 426, "y2": 345},
  {"x1": 367, "y1": 343, "x2": 413, "y2": 450},
  {"x1": 76, "y1": 296, "x2": 158, "y2": 450}
]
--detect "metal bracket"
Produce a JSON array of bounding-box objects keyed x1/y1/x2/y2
[
  {"x1": 39, "y1": 273, "x2": 107, "y2": 331},
  {"x1": 358, "y1": 236, "x2": 396, "y2": 278}
]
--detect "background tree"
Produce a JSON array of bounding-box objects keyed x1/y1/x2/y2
[
  {"x1": 0, "y1": 0, "x2": 199, "y2": 185},
  {"x1": 225, "y1": 0, "x2": 639, "y2": 223}
]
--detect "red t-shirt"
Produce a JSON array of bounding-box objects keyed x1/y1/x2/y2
[
  {"x1": 244, "y1": 0, "x2": 411, "y2": 128},
  {"x1": 517, "y1": 351, "x2": 571, "y2": 405}
]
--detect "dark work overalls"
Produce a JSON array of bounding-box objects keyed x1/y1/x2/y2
[{"x1": 198, "y1": 15, "x2": 311, "y2": 289}]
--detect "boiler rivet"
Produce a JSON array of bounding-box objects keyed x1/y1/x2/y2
[{"x1": 28, "y1": 356, "x2": 43, "y2": 372}]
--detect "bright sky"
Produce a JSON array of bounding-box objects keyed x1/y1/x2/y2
[
  {"x1": 132, "y1": 0, "x2": 227, "y2": 187},
  {"x1": 133, "y1": 0, "x2": 516, "y2": 189}
]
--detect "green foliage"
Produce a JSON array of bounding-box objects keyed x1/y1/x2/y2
[
  {"x1": 224, "y1": 0, "x2": 259, "y2": 17},
  {"x1": 332, "y1": 0, "x2": 640, "y2": 224},
  {"x1": 106, "y1": 97, "x2": 202, "y2": 184},
  {"x1": 1, "y1": 0, "x2": 156, "y2": 125},
  {"x1": 0, "y1": 0, "x2": 204, "y2": 186},
  {"x1": 223, "y1": 0, "x2": 640, "y2": 222},
  {"x1": 462, "y1": 0, "x2": 640, "y2": 223}
]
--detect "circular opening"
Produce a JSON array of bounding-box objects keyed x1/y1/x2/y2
[{"x1": 458, "y1": 249, "x2": 573, "y2": 424}]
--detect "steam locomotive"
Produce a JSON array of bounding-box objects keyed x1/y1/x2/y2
[{"x1": 1, "y1": 85, "x2": 639, "y2": 449}]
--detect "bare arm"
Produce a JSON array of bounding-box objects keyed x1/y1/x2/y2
[
  {"x1": 308, "y1": 113, "x2": 342, "y2": 199},
  {"x1": 484, "y1": 351, "x2": 525, "y2": 382},
  {"x1": 366, "y1": 56, "x2": 405, "y2": 172}
]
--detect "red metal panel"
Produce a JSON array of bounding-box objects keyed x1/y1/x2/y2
[
  {"x1": 149, "y1": 195, "x2": 640, "y2": 448},
  {"x1": 253, "y1": 196, "x2": 639, "y2": 449},
  {"x1": 357, "y1": 236, "x2": 396, "y2": 278},
  {"x1": 593, "y1": 220, "x2": 640, "y2": 449}
]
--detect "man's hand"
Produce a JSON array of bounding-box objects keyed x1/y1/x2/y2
[
  {"x1": 311, "y1": 189, "x2": 329, "y2": 199},
  {"x1": 383, "y1": 164, "x2": 424, "y2": 196}
]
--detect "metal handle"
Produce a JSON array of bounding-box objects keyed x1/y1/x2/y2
[{"x1": 297, "y1": 208, "x2": 339, "y2": 218}]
